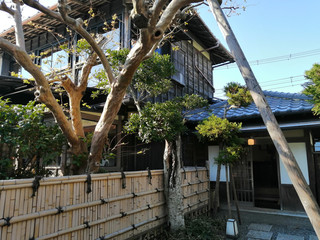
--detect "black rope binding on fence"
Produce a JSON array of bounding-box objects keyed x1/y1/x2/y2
[
  {"x1": 205, "y1": 165, "x2": 209, "y2": 178},
  {"x1": 120, "y1": 212, "x2": 127, "y2": 217},
  {"x1": 195, "y1": 166, "x2": 199, "y2": 178},
  {"x1": 98, "y1": 236, "x2": 105, "y2": 240},
  {"x1": 147, "y1": 167, "x2": 152, "y2": 185},
  {"x1": 1, "y1": 217, "x2": 12, "y2": 227},
  {"x1": 121, "y1": 170, "x2": 126, "y2": 189},
  {"x1": 85, "y1": 173, "x2": 92, "y2": 194},
  {"x1": 31, "y1": 176, "x2": 42, "y2": 197},
  {"x1": 29, "y1": 237, "x2": 35, "y2": 240},
  {"x1": 182, "y1": 167, "x2": 186, "y2": 180},
  {"x1": 56, "y1": 206, "x2": 64, "y2": 215},
  {"x1": 132, "y1": 224, "x2": 138, "y2": 230},
  {"x1": 132, "y1": 192, "x2": 137, "y2": 198},
  {"x1": 155, "y1": 188, "x2": 160, "y2": 192},
  {"x1": 155, "y1": 216, "x2": 160, "y2": 221},
  {"x1": 84, "y1": 221, "x2": 90, "y2": 229},
  {"x1": 147, "y1": 204, "x2": 151, "y2": 209},
  {"x1": 100, "y1": 198, "x2": 108, "y2": 204}
]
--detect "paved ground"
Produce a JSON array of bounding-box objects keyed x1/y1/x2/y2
[{"x1": 217, "y1": 207, "x2": 317, "y2": 240}]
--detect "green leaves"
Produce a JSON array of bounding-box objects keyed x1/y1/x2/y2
[
  {"x1": 196, "y1": 114, "x2": 241, "y2": 142},
  {"x1": 224, "y1": 82, "x2": 252, "y2": 107},
  {"x1": 0, "y1": 99, "x2": 66, "y2": 179},
  {"x1": 303, "y1": 63, "x2": 320, "y2": 116},
  {"x1": 91, "y1": 49, "x2": 175, "y2": 100},
  {"x1": 125, "y1": 95, "x2": 207, "y2": 143},
  {"x1": 125, "y1": 101, "x2": 186, "y2": 143}
]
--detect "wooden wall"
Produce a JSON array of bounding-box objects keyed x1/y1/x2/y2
[{"x1": 0, "y1": 168, "x2": 209, "y2": 240}]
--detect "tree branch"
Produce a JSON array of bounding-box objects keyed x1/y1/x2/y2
[
  {"x1": 23, "y1": 0, "x2": 116, "y2": 84},
  {"x1": 156, "y1": 0, "x2": 202, "y2": 32},
  {"x1": 0, "y1": 1, "x2": 14, "y2": 16},
  {"x1": 0, "y1": 37, "x2": 80, "y2": 150},
  {"x1": 150, "y1": 0, "x2": 168, "y2": 28},
  {"x1": 13, "y1": 1, "x2": 26, "y2": 50}
]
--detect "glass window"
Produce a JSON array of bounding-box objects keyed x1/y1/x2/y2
[
  {"x1": 171, "y1": 49, "x2": 185, "y2": 85},
  {"x1": 41, "y1": 47, "x2": 69, "y2": 75},
  {"x1": 315, "y1": 141, "x2": 320, "y2": 152},
  {"x1": 20, "y1": 67, "x2": 32, "y2": 79}
]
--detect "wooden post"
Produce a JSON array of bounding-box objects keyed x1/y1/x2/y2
[
  {"x1": 207, "y1": 0, "x2": 320, "y2": 237},
  {"x1": 225, "y1": 164, "x2": 231, "y2": 218}
]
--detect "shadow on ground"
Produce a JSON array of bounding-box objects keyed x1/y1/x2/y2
[{"x1": 217, "y1": 207, "x2": 317, "y2": 240}]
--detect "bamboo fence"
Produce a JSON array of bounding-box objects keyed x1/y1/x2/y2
[{"x1": 0, "y1": 167, "x2": 209, "y2": 240}]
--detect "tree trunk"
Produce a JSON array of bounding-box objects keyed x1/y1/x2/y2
[
  {"x1": 225, "y1": 164, "x2": 231, "y2": 218},
  {"x1": 163, "y1": 135, "x2": 185, "y2": 230},
  {"x1": 230, "y1": 165, "x2": 241, "y2": 224},
  {"x1": 212, "y1": 163, "x2": 221, "y2": 215},
  {"x1": 208, "y1": 1, "x2": 320, "y2": 237}
]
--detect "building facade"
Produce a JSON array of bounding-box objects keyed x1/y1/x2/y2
[{"x1": 0, "y1": 0, "x2": 233, "y2": 171}]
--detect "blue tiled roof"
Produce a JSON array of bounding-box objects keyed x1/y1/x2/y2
[{"x1": 185, "y1": 91, "x2": 313, "y2": 122}]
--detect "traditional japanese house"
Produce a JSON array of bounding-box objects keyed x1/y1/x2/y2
[
  {"x1": 0, "y1": 1, "x2": 233, "y2": 171},
  {"x1": 186, "y1": 91, "x2": 320, "y2": 211}
]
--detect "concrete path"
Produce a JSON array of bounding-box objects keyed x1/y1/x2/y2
[{"x1": 219, "y1": 208, "x2": 318, "y2": 240}]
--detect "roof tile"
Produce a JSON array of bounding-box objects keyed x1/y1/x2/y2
[{"x1": 185, "y1": 91, "x2": 313, "y2": 122}]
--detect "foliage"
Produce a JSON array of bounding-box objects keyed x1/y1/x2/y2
[
  {"x1": 166, "y1": 216, "x2": 225, "y2": 240},
  {"x1": 92, "y1": 49, "x2": 175, "y2": 100},
  {"x1": 196, "y1": 114, "x2": 245, "y2": 165},
  {"x1": 0, "y1": 99, "x2": 66, "y2": 179},
  {"x1": 303, "y1": 63, "x2": 320, "y2": 116},
  {"x1": 224, "y1": 82, "x2": 252, "y2": 108},
  {"x1": 196, "y1": 114, "x2": 241, "y2": 142},
  {"x1": 125, "y1": 94, "x2": 208, "y2": 143},
  {"x1": 214, "y1": 144, "x2": 245, "y2": 165},
  {"x1": 196, "y1": 82, "x2": 251, "y2": 165}
]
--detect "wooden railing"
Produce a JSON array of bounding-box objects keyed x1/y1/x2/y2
[{"x1": 0, "y1": 167, "x2": 209, "y2": 240}]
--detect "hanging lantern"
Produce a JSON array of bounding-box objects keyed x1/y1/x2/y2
[{"x1": 248, "y1": 138, "x2": 255, "y2": 146}]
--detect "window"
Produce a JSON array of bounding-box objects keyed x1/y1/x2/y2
[
  {"x1": 41, "y1": 46, "x2": 69, "y2": 75},
  {"x1": 171, "y1": 49, "x2": 185, "y2": 85},
  {"x1": 315, "y1": 141, "x2": 320, "y2": 152}
]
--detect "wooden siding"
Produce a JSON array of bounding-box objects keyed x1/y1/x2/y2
[{"x1": 171, "y1": 41, "x2": 214, "y2": 100}]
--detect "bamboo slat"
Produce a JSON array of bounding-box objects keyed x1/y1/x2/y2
[{"x1": 0, "y1": 168, "x2": 208, "y2": 240}]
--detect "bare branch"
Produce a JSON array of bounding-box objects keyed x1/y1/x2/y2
[
  {"x1": 23, "y1": 0, "x2": 116, "y2": 84},
  {"x1": 60, "y1": 75, "x2": 76, "y2": 93},
  {"x1": 0, "y1": 1, "x2": 14, "y2": 16},
  {"x1": 0, "y1": 37, "x2": 80, "y2": 149},
  {"x1": 78, "y1": 52, "x2": 97, "y2": 91},
  {"x1": 13, "y1": 1, "x2": 25, "y2": 50},
  {"x1": 156, "y1": 0, "x2": 202, "y2": 32},
  {"x1": 131, "y1": 0, "x2": 149, "y2": 29},
  {"x1": 150, "y1": 0, "x2": 168, "y2": 28}
]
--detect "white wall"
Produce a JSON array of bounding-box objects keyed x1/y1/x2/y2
[
  {"x1": 208, "y1": 145, "x2": 227, "y2": 182},
  {"x1": 279, "y1": 142, "x2": 309, "y2": 184}
]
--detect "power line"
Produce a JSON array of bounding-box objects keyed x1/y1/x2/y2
[
  {"x1": 214, "y1": 75, "x2": 308, "y2": 98},
  {"x1": 215, "y1": 75, "x2": 306, "y2": 92},
  {"x1": 215, "y1": 49, "x2": 320, "y2": 70}
]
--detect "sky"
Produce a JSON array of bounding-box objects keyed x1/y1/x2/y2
[
  {"x1": 1, "y1": 0, "x2": 320, "y2": 99},
  {"x1": 197, "y1": 0, "x2": 320, "y2": 98}
]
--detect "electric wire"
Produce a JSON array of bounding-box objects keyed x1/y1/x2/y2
[
  {"x1": 214, "y1": 75, "x2": 309, "y2": 99},
  {"x1": 215, "y1": 49, "x2": 320, "y2": 70}
]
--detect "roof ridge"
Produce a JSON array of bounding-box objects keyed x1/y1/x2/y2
[{"x1": 263, "y1": 90, "x2": 311, "y2": 100}]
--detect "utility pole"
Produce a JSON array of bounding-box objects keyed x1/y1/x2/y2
[{"x1": 207, "y1": 0, "x2": 320, "y2": 237}]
